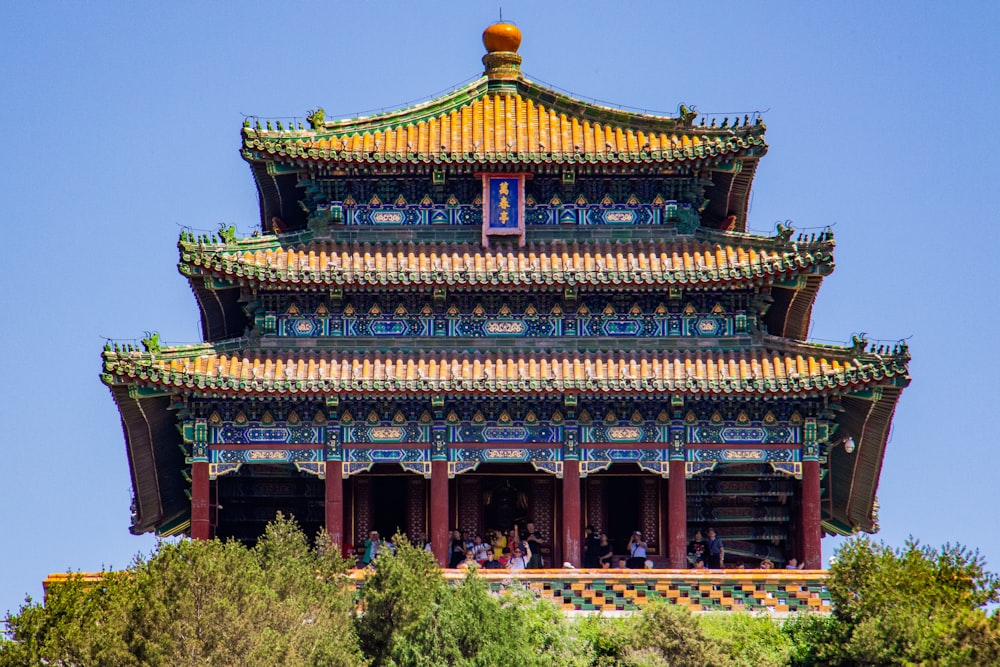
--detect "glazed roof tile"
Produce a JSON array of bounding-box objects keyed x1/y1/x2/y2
[
  {"x1": 242, "y1": 80, "x2": 766, "y2": 167},
  {"x1": 179, "y1": 236, "x2": 833, "y2": 291},
  {"x1": 103, "y1": 344, "x2": 907, "y2": 398}
]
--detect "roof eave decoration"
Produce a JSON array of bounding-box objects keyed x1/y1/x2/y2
[
  {"x1": 101, "y1": 342, "x2": 909, "y2": 401},
  {"x1": 240, "y1": 91, "x2": 766, "y2": 169},
  {"x1": 175, "y1": 231, "x2": 834, "y2": 293}
]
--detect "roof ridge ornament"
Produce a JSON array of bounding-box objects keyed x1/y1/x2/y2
[
  {"x1": 306, "y1": 108, "x2": 325, "y2": 130},
  {"x1": 482, "y1": 21, "x2": 522, "y2": 90}
]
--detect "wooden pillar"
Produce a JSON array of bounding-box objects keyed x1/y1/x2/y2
[
  {"x1": 430, "y1": 460, "x2": 449, "y2": 567},
  {"x1": 325, "y1": 463, "x2": 343, "y2": 548},
  {"x1": 343, "y1": 478, "x2": 354, "y2": 559},
  {"x1": 191, "y1": 461, "x2": 211, "y2": 540},
  {"x1": 562, "y1": 459, "x2": 581, "y2": 567},
  {"x1": 801, "y1": 458, "x2": 822, "y2": 569},
  {"x1": 667, "y1": 459, "x2": 687, "y2": 568}
]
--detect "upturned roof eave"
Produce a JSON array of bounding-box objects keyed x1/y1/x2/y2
[
  {"x1": 180, "y1": 223, "x2": 824, "y2": 254},
  {"x1": 240, "y1": 74, "x2": 766, "y2": 168},
  {"x1": 835, "y1": 383, "x2": 908, "y2": 533},
  {"x1": 175, "y1": 231, "x2": 835, "y2": 294},
  {"x1": 100, "y1": 339, "x2": 910, "y2": 402}
]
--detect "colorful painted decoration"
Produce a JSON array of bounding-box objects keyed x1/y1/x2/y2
[
  {"x1": 101, "y1": 21, "x2": 910, "y2": 572},
  {"x1": 481, "y1": 173, "x2": 526, "y2": 246}
]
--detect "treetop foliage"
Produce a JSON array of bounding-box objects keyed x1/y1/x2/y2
[
  {"x1": 1, "y1": 514, "x2": 363, "y2": 667},
  {"x1": 787, "y1": 536, "x2": 1000, "y2": 666},
  {"x1": 3, "y1": 522, "x2": 999, "y2": 666}
]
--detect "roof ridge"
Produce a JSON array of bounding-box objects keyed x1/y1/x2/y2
[{"x1": 306, "y1": 78, "x2": 490, "y2": 135}]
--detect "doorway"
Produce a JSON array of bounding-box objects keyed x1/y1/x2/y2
[
  {"x1": 604, "y1": 475, "x2": 641, "y2": 555},
  {"x1": 370, "y1": 475, "x2": 409, "y2": 539},
  {"x1": 214, "y1": 464, "x2": 324, "y2": 544}
]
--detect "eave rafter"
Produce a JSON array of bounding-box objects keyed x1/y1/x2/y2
[
  {"x1": 101, "y1": 340, "x2": 908, "y2": 400},
  {"x1": 177, "y1": 231, "x2": 834, "y2": 293}
]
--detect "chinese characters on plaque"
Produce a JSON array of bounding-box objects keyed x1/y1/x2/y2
[{"x1": 481, "y1": 173, "x2": 527, "y2": 247}]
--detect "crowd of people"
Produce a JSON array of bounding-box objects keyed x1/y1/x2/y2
[
  {"x1": 447, "y1": 522, "x2": 547, "y2": 572},
  {"x1": 359, "y1": 524, "x2": 804, "y2": 570}
]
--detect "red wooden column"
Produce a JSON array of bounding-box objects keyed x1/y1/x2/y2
[
  {"x1": 325, "y1": 463, "x2": 344, "y2": 548},
  {"x1": 801, "y1": 458, "x2": 822, "y2": 569},
  {"x1": 562, "y1": 459, "x2": 581, "y2": 567},
  {"x1": 667, "y1": 459, "x2": 687, "y2": 568},
  {"x1": 430, "y1": 459, "x2": 450, "y2": 567},
  {"x1": 191, "y1": 460, "x2": 211, "y2": 540}
]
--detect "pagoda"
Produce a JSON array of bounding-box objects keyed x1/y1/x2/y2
[{"x1": 102, "y1": 22, "x2": 909, "y2": 569}]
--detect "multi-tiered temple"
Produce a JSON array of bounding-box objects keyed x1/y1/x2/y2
[{"x1": 103, "y1": 23, "x2": 909, "y2": 569}]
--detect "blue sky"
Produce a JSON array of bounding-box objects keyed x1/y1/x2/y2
[{"x1": 1, "y1": 1, "x2": 997, "y2": 618}]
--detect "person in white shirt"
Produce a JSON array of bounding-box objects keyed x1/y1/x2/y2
[
  {"x1": 626, "y1": 530, "x2": 647, "y2": 568},
  {"x1": 507, "y1": 542, "x2": 532, "y2": 572},
  {"x1": 472, "y1": 535, "x2": 491, "y2": 564}
]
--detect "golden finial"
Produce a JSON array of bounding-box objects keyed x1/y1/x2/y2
[
  {"x1": 482, "y1": 21, "x2": 522, "y2": 54},
  {"x1": 482, "y1": 20, "x2": 522, "y2": 86}
]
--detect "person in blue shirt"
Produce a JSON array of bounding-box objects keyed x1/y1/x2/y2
[
  {"x1": 363, "y1": 531, "x2": 384, "y2": 566},
  {"x1": 705, "y1": 527, "x2": 725, "y2": 568}
]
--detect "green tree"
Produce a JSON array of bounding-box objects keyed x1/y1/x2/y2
[
  {"x1": 788, "y1": 536, "x2": 1000, "y2": 666},
  {"x1": 574, "y1": 600, "x2": 724, "y2": 667},
  {"x1": 1, "y1": 514, "x2": 363, "y2": 667},
  {"x1": 1, "y1": 570, "x2": 138, "y2": 666},
  {"x1": 354, "y1": 533, "x2": 445, "y2": 665},
  {"x1": 355, "y1": 536, "x2": 587, "y2": 666},
  {"x1": 624, "y1": 601, "x2": 725, "y2": 667},
  {"x1": 701, "y1": 611, "x2": 794, "y2": 667}
]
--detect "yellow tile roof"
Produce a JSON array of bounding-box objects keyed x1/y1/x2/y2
[
  {"x1": 243, "y1": 82, "x2": 766, "y2": 166},
  {"x1": 103, "y1": 346, "x2": 907, "y2": 398},
  {"x1": 179, "y1": 239, "x2": 833, "y2": 290}
]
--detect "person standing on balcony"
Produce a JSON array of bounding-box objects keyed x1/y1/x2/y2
[
  {"x1": 705, "y1": 527, "x2": 725, "y2": 568},
  {"x1": 508, "y1": 543, "x2": 531, "y2": 572}
]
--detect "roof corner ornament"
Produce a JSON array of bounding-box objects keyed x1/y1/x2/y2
[
  {"x1": 850, "y1": 332, "x2": 868, "y2": 355},
  {"x1": 217, "y1": 223, "x2": 237, "y2": 245},
  {"x1": 678, "y1": 104, "x2": 698, "y2": 128},
  {"x1": 306, "y1": 108, "x2": 325, "y2": 130},
  {"x1": 140, "y1": 331, "x2": 161, "y2": 355},
  {"x1": 775, "y1": 220, "x2": 795, "y2": 243}
]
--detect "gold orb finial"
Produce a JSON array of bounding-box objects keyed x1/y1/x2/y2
[{"x1": 483, "y1": 22, "x2": 522, "y2": 54}]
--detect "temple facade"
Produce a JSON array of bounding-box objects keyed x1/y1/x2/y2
[{"x1": 103, "y1": 23, "x2": 909, "y2": 569}]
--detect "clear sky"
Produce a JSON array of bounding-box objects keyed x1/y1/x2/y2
[{"x1": 2, "y1": 1, "x2": 997, "y2": 619}]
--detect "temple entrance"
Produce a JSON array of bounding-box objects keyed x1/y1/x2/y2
[
  {"x1": 370, "y1": 474, "x2": 409, "y2": 539},
  {"x1": 483, "y1": 477, "x2": 531, "y2": 532},
  {"x1": 585, "y1": 465, "x2": 661, "y2": 557},
  {"x1": 454, "y1": 464, "x2": 556, "y2": 564},
  {"x1": 214, "y1": 464, "x2": 324, "y2": 544},
  {"x1": 605, "y1": 475, "x2": 642, "y2": 554},
  {"x1": 349, "y1": 466, "x2": 427, "y2": 549}
]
